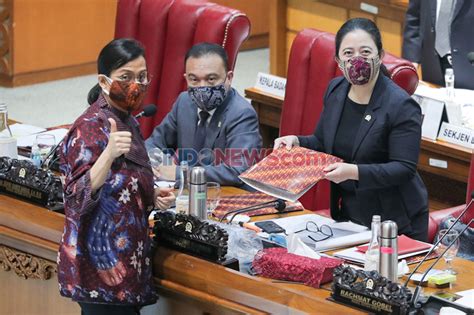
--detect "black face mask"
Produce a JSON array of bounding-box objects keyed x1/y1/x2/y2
[{"x1": 188, "y1": 82, "x2": 227, "y2": 111}]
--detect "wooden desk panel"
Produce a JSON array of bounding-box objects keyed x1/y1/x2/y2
[
  {"x1": 1, "y1": 191, "x2": 473, "y2": 314},
  {"x1": 245, "y1": 87, "x2": 472, "y2": 209}
]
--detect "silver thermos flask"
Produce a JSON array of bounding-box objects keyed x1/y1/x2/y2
[
  {"x1": 189, "y1": 167, "x2": 207, "y2": 220},
  {"x1": 379, "y1": 220, "x2": 398, "y2": 283}
]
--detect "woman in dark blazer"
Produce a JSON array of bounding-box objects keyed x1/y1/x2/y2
[{"x1": 275, "y1": 18, "x2": 429, "y2": 241}]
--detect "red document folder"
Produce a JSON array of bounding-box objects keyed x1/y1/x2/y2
[
  {"x1": 356, "y1": 235, "x2": 432, "y2": 255},
  {"x1": 212, "y1": 192, "x2": 304, "y2": 219},
  {"x1": 239, "y1": 147, "x2": 342, "y2": 202}
]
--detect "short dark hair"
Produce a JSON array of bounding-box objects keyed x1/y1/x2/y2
[
  {"x1": 184, "y1": 42, "x2": 229, "y2": 72},
  {"x1": 87, "y1": 38, "x2": 145, "y2": 105}
]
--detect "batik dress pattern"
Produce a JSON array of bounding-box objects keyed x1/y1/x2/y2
[{"x1": 57, "y1": 95, "x2": 157, "y2": 305}]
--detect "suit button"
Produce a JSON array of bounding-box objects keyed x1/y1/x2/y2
[{"x1": 453, "y1": 48, "x2": 458, "y2": 53}]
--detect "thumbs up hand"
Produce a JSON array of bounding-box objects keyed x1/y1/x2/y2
[{"x1": 106, "y1": 118, "x2": 132, "y2": 159}]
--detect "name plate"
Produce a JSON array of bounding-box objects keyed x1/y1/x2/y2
[
  {"x1": 153, "y1": 212, "x2": 228, "y2": 262},
  {"x1": 438, "y1": 122, "x2": 474, "y2": 149},
  {"x1": 0, "y1": 157, "x2": 63, "y2": 210},
  {"x1": 331, "y1": 265, "x2": 412, "y2": 315},
  {"x1": 255, "y1": 72, "x2": 287, "y2": 98},
  {"x1": 413, "y1": 95, "x2": 447, "y2": 141}
]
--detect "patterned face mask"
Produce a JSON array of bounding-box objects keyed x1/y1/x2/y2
[
  {"x1": 103, "y1": 76, "x2": 148, "y2": 112},
  {"x1": 338, "y1": 56, "x2": 380, "y2": 85},
  {"x1": 188, "y1": 82, "x2": 227, "y2": 112}
]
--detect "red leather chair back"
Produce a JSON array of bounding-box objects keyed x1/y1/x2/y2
[
  {"x1": 280, "y1": 28, "x2": 419, "y2": 212},
  {"x1": 427, "y1": 154, "x2": 474, "y2": 242},
  {"x1": 115, "y1": 0, "x2": 250, "y2": 138}
]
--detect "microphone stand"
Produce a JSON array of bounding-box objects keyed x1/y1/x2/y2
[
  {"x1": 404, "y1": 196, "x2": 474, "y2": 287},
  {"x1": 219, "y1": 199, "x2": 286, "y2": 224},
  {"x1": 410, "y1": 219, "x2": 473, "y2": 313}
]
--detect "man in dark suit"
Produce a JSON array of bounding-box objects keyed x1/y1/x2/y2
[
  {"x1": 402, "y1": 0, "x2": 474, "y2": 89},
  {"x1": 146, "y1": 43, "x2": 262, "y2": 186}
]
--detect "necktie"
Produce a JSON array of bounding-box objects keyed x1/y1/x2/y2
[
  {"x1": 193, "y1": 111, "x2": 211, "y2": 152},
  {"x1": 435, "y1": 0, "x2": 454, "y2": 57}
]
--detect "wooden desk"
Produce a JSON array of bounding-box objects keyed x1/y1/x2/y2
[
  {"x1": 245, "y1": 87, "x2": 472, "y2": 210},
  {"x1": 1, "y1": 190, "x2": 472, "y2": 314}
]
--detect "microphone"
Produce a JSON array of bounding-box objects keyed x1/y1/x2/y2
[
  {"x1": 410, "y1": 219, "x2": 473, "y2": 312},
  {"x1": 403, "y1": 194, "x2": 474, "y2": 287},
  {"x1": 219, "y1": 199, "x2": 287, "y2": 224},
  {"x1": 467, "y1": 52, "x2": 474, "y2": 65},
  {"x1": 135, "y1": 104, "x2": 156, "y2": 119}
]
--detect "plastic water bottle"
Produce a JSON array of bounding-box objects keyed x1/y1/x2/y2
[
  {"x1": 445, "y1": 68, "x2": 455, "y2": 101},
  {"x1": 175, "y1": 161, "x2": 190, "y2": 214},
  {"x1": 364, "y1": 215, "x2": 381, "y2": 272},
  {"x1": 30, "y1": 142, "x2": 42, "y2": 167},
  {"x1": 0, "y1": 103, "x2": 18, "y2": 159}
]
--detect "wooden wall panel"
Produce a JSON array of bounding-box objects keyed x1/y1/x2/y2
[
  {"x1": 287, "y1": 0, "x2": 346, "y2": 34},
  {"x1": 12, "y1": 0, "x2": 116, "y2": 74},
  {"x1": 377, "y1": 17, "x2": 402, "y2": 57},
  {"x1": 270, "y1": 0, "x2": 408, "y2": 77}
]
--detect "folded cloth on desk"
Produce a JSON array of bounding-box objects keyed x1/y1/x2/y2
[
  {"x1": 252, "y1": 247, "x2": 342, "y2": 288},
  {"x1": 212, "y1": 192, "x2": 304, "y2": 219}
]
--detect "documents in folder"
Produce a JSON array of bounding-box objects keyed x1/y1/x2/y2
[
  {"x1": 239, "y1": 147, "x2": 342, "y2": 202},
  {"x1": 356, "y1": 235, "x2": 432, "y2": 256},
  {"x1": 334, "y1": 235, "x2": 434, "y2": 265}
]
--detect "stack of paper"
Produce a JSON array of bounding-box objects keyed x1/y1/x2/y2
[
  {"x1": 333, "y1": 235, "x2": 433, "y2": 264},
  {"x1": 252, "y1": 214, "x2": 371, "y2": 252}
]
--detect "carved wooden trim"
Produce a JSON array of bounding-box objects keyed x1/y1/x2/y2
[
  {"x1": 0, "y1": 245, "x2": 57, "y2": 280},
  {"x1": 0, "y1": 0, "x2": 12, "y2": 75}
]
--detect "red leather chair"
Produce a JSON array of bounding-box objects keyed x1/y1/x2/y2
[
  {"x1": 427, "y1": 154, "x2": 474, "y2": 242},
  {"x1": 115, "y1": 0, "x2": 250, "y2": 138},
  {"x1": 280, "y1": 28, "x2": 419, "y2": 213}
]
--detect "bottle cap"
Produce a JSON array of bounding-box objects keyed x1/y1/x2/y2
[
  {"x1": 380, "y1": 220, "x2": 398, "y2": 238},
  {"x1": 190, "y1": 166, "x2": 206, "y2": 184},
  {"x1": 372, "y1": 215, "x2": 381, "y2": 223}
]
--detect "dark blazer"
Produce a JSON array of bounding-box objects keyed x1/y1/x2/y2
[
  {"x1": 145, "y1": 88, "x2": 262, "y2": 186},
  {"x1": 402, "y1": 0, "x2": 474, "y2": 89},
  {"x1": 298, "y1": 75, "x2": 428, "y2": 239}
]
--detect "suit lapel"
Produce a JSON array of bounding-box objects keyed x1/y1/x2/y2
[
  {"x1": 430, "y1": 1, "x2": 436, "y2": 28},
  {"x1": 452, "y1": 0, "x2": 463, "y2": 23},
  {"x1": 203, "y1": 88, "x2": 233, "y2": 149},
  {"x1": 351, "y1": 74, "x2": 384, "y2": 160},
  {"x1": 326, "y1": 81, "x2": 350, "y2": 154}
]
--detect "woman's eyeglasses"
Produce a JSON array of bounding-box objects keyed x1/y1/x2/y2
[
  {"x1": 111, "y1": 72, "x2": 153, "y2": 85},
  {"x1": 294, "y1": 221, "x2": 333, "y2": 242}
]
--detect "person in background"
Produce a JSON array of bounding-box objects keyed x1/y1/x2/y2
[
  {"x1": 58, "y1": 38, "x2": 175, "y2": 315},
  {"x1": 145, "y1": 42, "x2": 262, "y2": 187},
  {"x1": 402, "y1": 0, "x2": 474, "y2": 89},
  {"x1": 274, "y1": 18, "x2": 429, "y2": 241}
]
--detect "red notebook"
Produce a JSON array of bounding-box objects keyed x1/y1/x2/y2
[
  {"x1": 357, "y1": 235, "x2": 432, "y2": 255},
  {"x1": 239, "y1": 147, "x2": 342, "y2": 202}
]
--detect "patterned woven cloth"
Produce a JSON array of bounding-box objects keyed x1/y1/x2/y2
[
  {"x1": 252, "y1": 247, "x2": 343, "y2": 288},
  {"x1": 212, "y1": 192, "x2": 304, "y2": 219},
  {"x1": 239, "y1": 147, "x2": 342, "y2": 198}
]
